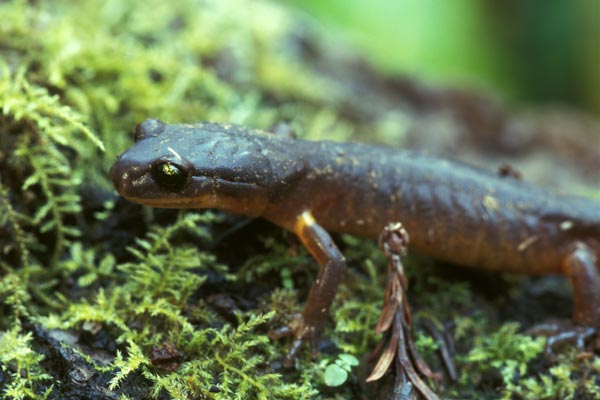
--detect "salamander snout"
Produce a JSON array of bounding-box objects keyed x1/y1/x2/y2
[
  {"x1": 109, "y1": 152, "x2": 148, "y2": 199},
  {"x1": 109, "y1": 158, "x2": 128, "y2": 195}
]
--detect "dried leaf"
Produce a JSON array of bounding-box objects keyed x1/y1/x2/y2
[{"x1": 366, "y1": 327, "x2": 400, "y2": 382}]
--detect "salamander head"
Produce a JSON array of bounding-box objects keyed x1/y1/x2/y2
[{"x1": 110, "y1": 119, "x2": 305, "y2": 217}]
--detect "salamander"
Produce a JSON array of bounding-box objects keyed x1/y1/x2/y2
[{"x1": 110, "y1": 119, "x2": 600, "y2": 364}]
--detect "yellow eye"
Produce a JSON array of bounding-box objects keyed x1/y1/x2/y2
[{"x1": 151, "y1": 161, "x2": 187, "y2": 191}]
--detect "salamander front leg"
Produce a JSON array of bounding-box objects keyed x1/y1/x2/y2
[
  {"x1": 529, "y1": 242, "x2": 600, "y2": 353},
  {"x1": 269, "y1": 211, "x2": 346, "y2": 367}
]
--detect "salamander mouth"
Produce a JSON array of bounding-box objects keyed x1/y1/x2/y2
[
  {"x1": 116, "y1": 175, "x2": 267, "y2": 211},
  {"x1": 120, "y1": 195, "x2": 206, "y2": 209}
]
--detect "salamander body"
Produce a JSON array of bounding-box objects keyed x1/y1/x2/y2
[{"x1": 110, "y1": 119, "x2": 600, "y2": 361}]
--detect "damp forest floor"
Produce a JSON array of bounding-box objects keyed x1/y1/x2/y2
[{"x1": 1, "y1": 0, "x2": 600, "y2": 399}]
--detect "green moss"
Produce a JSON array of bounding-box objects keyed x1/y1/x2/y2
[
  {"x1": 458, "y1": 323, "x2": 600, "y2": 399},
  {"x1": 463, "y1": 323, "x2": 545, "y2": 395},
  {"x1": 0, "y1": 327, "x2": 52, "y2": 400},
  {"x1": 0, "y1": 0, "x2": 598, "y2": 398},
  {"x1": 39, "y1": 212, "x2": 315, "y2": 399}
]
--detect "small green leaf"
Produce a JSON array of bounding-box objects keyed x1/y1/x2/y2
[
  {"x1": 280, "y1": 267, "x2": 294, "y2": 289},
  {"x1": 99, "y1": 254, "x2": 116, "y2": 274},
  {"x1": 324, "y1": 363, "x2": 349, "y2": 387},
  {"x1": 78, "y1": 272, "x2": 98, "y2": 287},
  {"x1": 337, "y1": 354, "x2": 359, "y2": 368}
]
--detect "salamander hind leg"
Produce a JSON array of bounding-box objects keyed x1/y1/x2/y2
[
  {"x1": 529, "y1": 242, "x2": 600, "y2": 353},
  {"x1": 564, "y1": 242, "x2": 600, "y2": 329},
  {"x1": 269, "y1": 211, "x2": 346, "y2": 367}
]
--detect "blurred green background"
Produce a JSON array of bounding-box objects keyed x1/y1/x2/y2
[{"x1": 288, "y1": 0, "x2": 600, "y2": 115}]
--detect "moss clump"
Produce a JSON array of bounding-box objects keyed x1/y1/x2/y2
[{"x1": 458, "y1": 323, "x2": 600, "y2": 399}]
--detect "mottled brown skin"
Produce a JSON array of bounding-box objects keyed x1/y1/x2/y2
[{"x1": 111, "y1": 119, "x2": 600, "y2": 363}]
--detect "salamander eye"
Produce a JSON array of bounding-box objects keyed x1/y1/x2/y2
[{"x1": 151, "y1": 161, "x2": 188, "y2": 191}]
